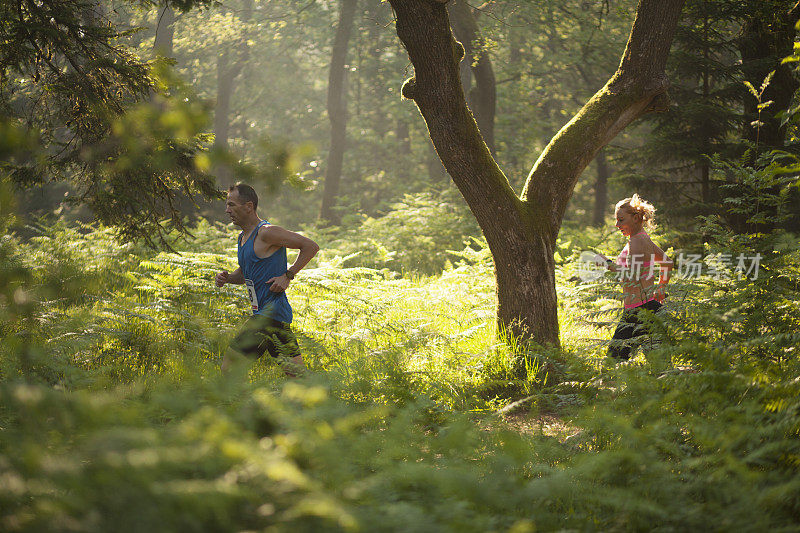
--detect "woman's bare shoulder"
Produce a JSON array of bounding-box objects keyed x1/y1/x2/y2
[{"x1": 631, "y1": 232, "x2": 651, "y2": 242}]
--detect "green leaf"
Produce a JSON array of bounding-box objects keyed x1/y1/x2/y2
[{"x1": 759, "y1": 70, "x2": 775, "y2": 94}]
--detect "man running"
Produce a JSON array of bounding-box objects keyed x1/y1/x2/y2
[{"x1": 215, "y1": 183, "x2": 319, "y2": 374}]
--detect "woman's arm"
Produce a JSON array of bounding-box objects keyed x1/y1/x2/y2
[{"x1": 651, "y1": 244, "x2": 673, "y2": 301}]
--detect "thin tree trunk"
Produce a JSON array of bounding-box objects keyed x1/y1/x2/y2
[
  {"x1": 448, "y1": 0, "x2": 496, "y2": 155},
  {"x1": 390, "y1": 0, "x2": 685, "y2": 346},
  {"x1": 701, "y1": 6, "x2": 711, "y2": 205},
  {"x1": 592, "y1": 147, "x2": 610, "y2": 227},
  {"x1": 149, "y1": 4, "x2": 176, "y2": 104},
  {"x1": 509, "y1": 21, "x2": 522, "y2": 67},
  {"x1": 213, "y1": 0, "x2": 253, "y2": 187},
  {"x1": 458, "y1": 52, "x2": 472, "y2": 97},
  {"x1": 395, "y1": 118, "x2": 412, "y2": 182},
  {"x1": 320, "y1": 0, "x2": 358, "y2": 225},
  {"x1": 213, "y1": 49, "x2": 235, "y2": 184},
  {"x1": 153, "y1": 4, "x2": 175, "y2": 57},
  {"x1": 214, "y1": 49, "x2": 233, "y2": 153},
  {"x1": 397, "y1": 119, "x2": 411, "y2": 156},
  {"x1": 364, "y1": 1, "x2": 390, "y2": 140}
]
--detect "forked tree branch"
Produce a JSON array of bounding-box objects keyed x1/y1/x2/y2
[
  {"x1": 390, "y1": 0, "x2": 685, "y2": 242},
  {"x1": 522, "y1": 0, "x2": 686, "y2": 240}
]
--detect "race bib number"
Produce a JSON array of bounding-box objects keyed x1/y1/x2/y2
[{"x1": 244, "y1": 279, "x2": 259, "y2": 312}]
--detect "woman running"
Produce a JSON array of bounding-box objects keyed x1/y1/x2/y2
[{"x1": 600, "y1": 194, "x2": 673, "y2": 360}]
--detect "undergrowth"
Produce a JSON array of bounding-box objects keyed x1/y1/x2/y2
[{"x1": 2, "y1": 198, "x2": 800, "y2": 530}]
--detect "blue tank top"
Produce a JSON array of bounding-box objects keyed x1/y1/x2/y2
[{"x1": 237, "y1": 220, "x2": 293, "y2": 323}]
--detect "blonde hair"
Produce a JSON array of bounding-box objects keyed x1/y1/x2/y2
[{"x1": 615, "y1": 193, "x2": 656, "y2": 230}]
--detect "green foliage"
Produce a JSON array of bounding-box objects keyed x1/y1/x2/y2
[
  {"x1": 0, "y1": 2, "x2": 292, "y2": 246},
  {"x1": 566, "y1": 228, "x2": 800, "y2": 528},
  {"x1": 617, "y1": 0, "x2": 746, "y2": 222},
  {"x1": 711, "y1": 150, "x2": 799, "y2": 229},
  {"x1": 317, "y1": 192, "x2": 482, "y2": 275},
  {"x1": 619, "y1": 0, "x2": 800, "y2": 228},
  {"x1": 1, "y1": 207, "x2": 800, "y2": 530},
  {"x1": 0, "y1": 374, "x2": 573, "y2": 532},
  {"x1": 0, "y1": 0, "x2": 217, "y2": 243},
  {"x1": 3, "y1": 1, "x2": 800, "y2": 528}
]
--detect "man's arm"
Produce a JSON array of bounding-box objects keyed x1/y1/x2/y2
[
  {"x1": 260, "y1": 225, "x2": 320, "y2": 292},
  {"x1": 215, "y1": 267, "x2": 244, "y2": 287}
]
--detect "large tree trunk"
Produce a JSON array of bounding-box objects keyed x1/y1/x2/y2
[
  {"x1": 389, "y1": 0, "x2": 685, "y2": 347},
  {"x1": 319, "y1": 0, "x2": 358, "y2": 225},
  {"x1": 448, "y1": 0, "x2": 496, "y2": 155}
]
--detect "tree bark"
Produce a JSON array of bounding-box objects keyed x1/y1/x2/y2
[
  {"x1": 320, "y1": 0, "x2": 358, "y2": 225},
  {"x1": 389, "y1": 0, "x2": 685, "y2": 347},
  {"x1": 153, "y1": 4, "x2": 175, "y2": 57},
  {"x1": 448, "y1": 0, "x2": 497, "y2": 155}
]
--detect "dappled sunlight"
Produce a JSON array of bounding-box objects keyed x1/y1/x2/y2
[{"x1": 3, "y1": 0, "x2": 800, "y2": 528}]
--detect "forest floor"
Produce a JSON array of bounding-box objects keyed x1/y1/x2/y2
[{"x1": 3, "y1": 221, "x2": 800, "y2": 531}]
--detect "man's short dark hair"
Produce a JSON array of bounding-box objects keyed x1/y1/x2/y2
[{"x1": 229, "y1": 183, "x2": 258, "y2": 210}]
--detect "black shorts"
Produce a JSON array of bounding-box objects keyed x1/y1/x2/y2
[
  {"x1": 608, "y1": 300, "x2": 662, "y2": 360},
  {"x1": 229, "y1": 314, "x2": 301, "y2": 360}
]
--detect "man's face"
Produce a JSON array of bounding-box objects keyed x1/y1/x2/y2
[{"x1": 225, "y1": 190, "x2": 252, "y2": 227}]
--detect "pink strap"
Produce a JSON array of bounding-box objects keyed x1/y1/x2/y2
[{"x1": 624, "y1": 296, "x2": 657, "y2": 309}]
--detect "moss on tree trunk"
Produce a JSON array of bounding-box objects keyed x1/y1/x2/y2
[{"x1": 389, "y1": 0, "x2": 686, "y2": 349}]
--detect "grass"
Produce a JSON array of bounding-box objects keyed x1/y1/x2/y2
[
  {"x1": 3, "y1": 220, "x2": 800, "y2": 531},
  {"x1": 6, "y1": 221, "x2": 539, "y2": 410}
]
